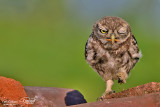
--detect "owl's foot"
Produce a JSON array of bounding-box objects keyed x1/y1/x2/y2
[
  {"x1": 117, "y1": 72, "x2": 128, "y2": 84},
  {"x1": 97, "y1": 90, "x2": 115, "y2": 101}
]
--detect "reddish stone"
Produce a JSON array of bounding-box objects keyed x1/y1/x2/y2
[
  {"x1": 0, "y1": 76, "x2": 30, "y2": 107},
  {"x1": 105, "y1": 82, "x2": 160, "y2": 99}
]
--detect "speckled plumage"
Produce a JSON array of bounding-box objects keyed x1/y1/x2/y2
[{"x1": 85, "y1": 16, "x2": 141, "y2": 100}]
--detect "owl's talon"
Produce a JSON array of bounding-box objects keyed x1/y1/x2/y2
[
  {"x1": 118, "y1": 78, "x2": 124, "y2": 84},
  {"x1": 97, "y1": 97, "x2": 103, "y2": 101},
  {"x1": 97, "y1": 90, "x2": 114, "y2": 101},
  {"x1": 117, "y1": 72, "x2": 127, "y2": 84}
]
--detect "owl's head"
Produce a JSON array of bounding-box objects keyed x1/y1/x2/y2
[{"x1": 92, "y1": 16, "x2": 132, "y2": 49}]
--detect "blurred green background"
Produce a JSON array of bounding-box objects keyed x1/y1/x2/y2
[{"x1": 0, "y1": 0, "x2": 160, "y2": 102}]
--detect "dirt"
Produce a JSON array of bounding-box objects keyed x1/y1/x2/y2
[
  {"x1": 0, "y1": 76, "x2": 31, "y2": 107},
  {"x1": 104, "y1": 82, "x2": 160, "y2": 99}
]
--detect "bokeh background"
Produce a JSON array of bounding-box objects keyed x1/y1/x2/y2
[{"x1": 0, "y1": 0, "x2": 160, "y2": 102}]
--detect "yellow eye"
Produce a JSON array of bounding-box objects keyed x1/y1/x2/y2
[{"x1": 100, "y1": 29, "x2": 107, "y2": 34}]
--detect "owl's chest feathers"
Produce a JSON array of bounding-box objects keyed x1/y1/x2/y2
[
  {"x1": 94, "y1": 45, "x2": 128, "y2": 69},
  {"x1": 86, "y1": 37, "x2": 131, "y2": 72}
]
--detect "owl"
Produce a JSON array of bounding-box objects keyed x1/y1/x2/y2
[{"x1": 85, "y1": 16, "x2": 141, "y2": 100}]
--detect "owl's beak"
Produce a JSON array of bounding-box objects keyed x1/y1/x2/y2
[
  {"x1": 111, "y1": 35, "x2": 115, "y2": 44},
  {"x1": 106, "y1": 34, "x2": 116, "y2": 44}
]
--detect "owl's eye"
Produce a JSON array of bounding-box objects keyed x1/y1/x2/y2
[
  {"x1": 118, "y1": 27, "x2": 127, "y2": 34},
  {"x1": 100, "y1": 29, "x2": 108, "y2": 34}
]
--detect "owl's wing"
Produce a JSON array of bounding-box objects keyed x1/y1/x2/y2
[
  {"x1": 128, "y1": 35, "x2": 142, "y2": 61},
  {"x1": 85, "y1": 33, "x2": 93, "y2": 59},
  {"x1": 85, "y1": 41, "x2": 88, "y2": 59},
  {"x1": 125, "y1": 35, "x2": 142, "y2": 74}
]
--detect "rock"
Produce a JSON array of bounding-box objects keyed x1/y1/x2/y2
[
  {"x1": 24, "y1": 86, "x2": 87, "y2": 107},
  {"x1": 71, "y1": 82, "x2": 160, "y2": 107},
  {"x1": 105, "y1": 82, "x2": 160, "y2": 99},
  {"x1": 0, "y1": 76, "x2": 30, "y2": 107},
  {"x1": 0, "y1": 76, "x2": 87, "y2": 106},
  {"x1": 72, "y1": 92, "x2": 160, "y2": 107},
  {"x1": 1, "y1": 76, "x2": 159, "y2": 107}
]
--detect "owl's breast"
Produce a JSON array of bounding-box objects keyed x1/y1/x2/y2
[
  {"x1": 96, "y1": 51, "x2": 123, "y2": 71},
  {"x1": 85, "y1": 36, "x2": 132, "y2": 79}
]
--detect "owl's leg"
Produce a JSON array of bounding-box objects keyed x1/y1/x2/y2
[
  {"x1": 105, "y1": 79, "x2": 114, "y2": 93},
  {"x1": 117, "y1": 71, "x2": 128, "y2": 84},
  {"x1": 99, "y1": 79, "x2": 114, "y2": 101}
]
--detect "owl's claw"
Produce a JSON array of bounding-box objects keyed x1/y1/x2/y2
[
  {"x1": 97, "y1": 97, "x2": 103, "y2": 101},
  {"x1": 118, "y1": 78, "x2": 124, "y2": 83},
  {"x1": 117, "y1": 72, "x2": 127, "y2": 84},
  {"x1": 97, "y1": 90, "x2": 115, "y2": 101}
]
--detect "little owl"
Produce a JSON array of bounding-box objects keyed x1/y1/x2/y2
[{"x1": 85, "y1": 16, "x2": 141, "y2": 100}]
